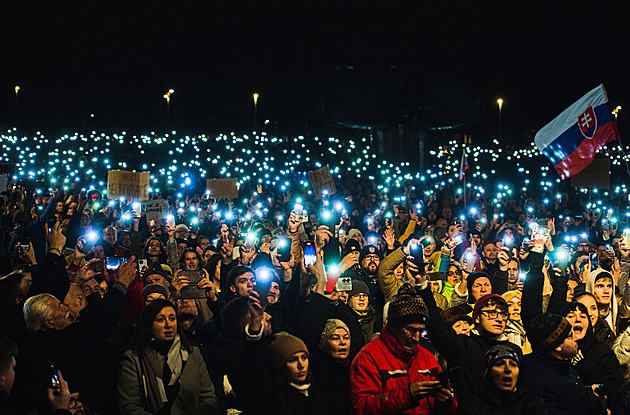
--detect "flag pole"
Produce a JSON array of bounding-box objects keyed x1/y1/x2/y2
[{"x1": 462, "y1": 139, "x2": 467, "y2": 211}]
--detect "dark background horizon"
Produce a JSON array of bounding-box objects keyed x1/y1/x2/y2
[{"x1": 2, "y1": 1, "x2": 630, "y2": 147}]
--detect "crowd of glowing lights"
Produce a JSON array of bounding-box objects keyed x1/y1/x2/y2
[{"x1": 2, "y1": 129, "x2": 630, "y2": 214}]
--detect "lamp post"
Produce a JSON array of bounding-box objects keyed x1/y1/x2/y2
[
  {"x1": 163, "y1": 89, "x2": 174, "y2": 131},
  {"x1": 253, "y1": 93, "x2": 259, "y2": 130},
  {"x1": 497, "y1": 98, "x2": 503, "y2": 143},
  {"x1": 14, "y1": 86, "x2": 20, "y2": 130}
]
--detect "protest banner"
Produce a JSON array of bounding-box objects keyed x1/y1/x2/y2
[
  {"x1": 145, "y1": 199, "x2": 169, "y2": 222},
  {"x1": 308, "y1": 165, "x2": 337, "y2": 200},
  {"x1": 570, "y1": 158, "x2": 610, "y2": 189},
  {"x1": 107, "y1": 170, "x2": 151, "y2": 200},
  {"x1": 206, "y1": 178, "x2": 238, "y2": 199}
]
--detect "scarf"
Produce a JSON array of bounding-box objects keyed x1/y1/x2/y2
[{"x1": 139, "y1": 335, "x2": 189, "y2": 413}]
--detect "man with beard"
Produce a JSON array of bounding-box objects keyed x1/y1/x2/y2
[
  {"x1": 264, "y1": 276, "x2": 287, "y2": 333},
  {"x1": 480, "y1": 241, "x2": 500, "y2": 277},
  {"x1": 354, "y1": 245, "x2": 385, "y2": 315}
]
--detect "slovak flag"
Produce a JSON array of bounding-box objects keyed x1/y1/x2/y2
[
  {"x1": 534, "y1": 84, "x2": 620, "y2": 180},
  {"x1": 459, "y1": 148, "x2": 469, "y2": 181}
]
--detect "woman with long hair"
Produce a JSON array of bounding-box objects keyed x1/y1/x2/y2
[{"x1": 118, "y1": 299, "x2": 217, "y2": 414}]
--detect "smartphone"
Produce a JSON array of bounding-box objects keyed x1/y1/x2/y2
[
  {"x1": 408, "y1": 243, "x2": 424, "y2": 268},
  {"x1": 463, "y1": 253, "x2": 476, "y2": 273},
  {"x1": 623, "y1": 228, "x2": 630, "y2": 249},
  {"x1": 93, "y1": 259, "x2": 104, "y2": 274},
  {"x1": 521, "y1": 237, "x2": 530, "y2": 253},
  {"x1": 166, "y1": 214, "x2": 175, "y2": 228},
  {"x1": 179, "y1": 270, "x2": 206, "y2": 299},
  {"x1": 276, "y1": 237, "x2": 292, "y2": 262},
  {"x1": 19, "y1": 236, "x2": 30, "y2": 252},
  {"x1": 590, "y1": 253, "x2": 598, "y2": 270},
  {"x1": 303, "y1": 241, "x2": 317, "y2": 267},
  {"x1": 105, "y1": 256, "x2": 128, "y2": 270},
  {"x1": 435, "y1": 367, "x2": 460, "y2": 388},
  {"x1": 427, "y1": 271, "x2": 445, "y2": 281},
  {"x1": 132, "y1": 202, "x2": 142, "y2": 218},
  {"x1": 46, "y1": 216, "x2": 57, "y2": 230},
  {"x1": 253, "y1": 267, "x2": 273, "y2": 307},
  {"x1": 80, "y1": 231, "x2": 100, "y2": 254},
  {"x1": 137, "y1": 258, "x2": 149, "y2": 276},
  {"x1": 50, "y1": 364, "x2": 61, "y2": 394},
  {"x1": 336, "y1": 276, "x2": 353, "y2": 292}
]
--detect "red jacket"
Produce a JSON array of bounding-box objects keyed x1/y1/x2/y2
[{"x1": 350, "y1": 327, "x2": 457, "y2": 415}]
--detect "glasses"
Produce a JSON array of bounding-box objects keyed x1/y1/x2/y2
[
  {"x1": 446, "y1": 270, "x2": 461, "y2": 276},
  {"x1": 353, "y1": 293, "x2": 369, "y2": 299},
  {"x1": 479, "y1": 310, "x2": 508, "y2": 320},
  {"x1": 402, "y1": 325, "x2": 426, "y2": 336},
  {"x1": 364, "y1": 255, "x2": 379, "y2": 260}
]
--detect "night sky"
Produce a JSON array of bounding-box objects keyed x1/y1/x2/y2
[{"x1": 2, "y1": 1, "x2": 630, "y2": 144}]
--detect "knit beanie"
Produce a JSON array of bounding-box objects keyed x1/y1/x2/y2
[
  {"x1": 501, "y1": 290, "x2": 522, "y2": 304},
  {"x1": 142, "y1": 268, "x2": 172, "y2": 285},
  {"x1": 528, "y1": 313, "x2": 572, "y2": 352},
  {"x1": 466, "y1": 272, "x2": 492, "y2": 303},
  {"x1": 342, "y1": 239, "x2": 361, "y2": 257},
  {"x1": 359, "y1": 244, "x2": 382, "y2": 262},
  {"x1": 472, "y1": 293, "x2": 507, "y2": 323},
  {"x1": 271, "y1": 332, "x2": 309, "y2": 375},
  {"x1": 347, "y1": 280, "x2": 370, "y2": 300},
  {"x1": 141, "y1": 283, "x2": 169, "y2": 303},
  {"x1": 387, "y1": 284, "x2": 428, "y2": 327},
  {"x1": 440, "y1": 306, "x2": 473, "y2": 327},
  {"x1": 484, "y1": 344, "x2": 520, "y2": 377},
  {"x1": 318, "y1": 319, "x2": 350, "y2": 352}
]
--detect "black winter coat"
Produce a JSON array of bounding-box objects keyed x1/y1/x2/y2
[{"x1": 458, "y1": 384, "x2": 548, "y2": 415}]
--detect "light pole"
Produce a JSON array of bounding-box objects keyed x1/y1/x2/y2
[
  {"x1": 253, "y1": 93, "x2": 259, "y2": 130},
  {"x1": 613, "y1": 105, "x2": 622, "y2": 121},
  {"x1": 14, "y1": 86, "x2": 20, "y2": 130},
  {"x1": 497, "y1": 98, "x2": 503, "y2": 143},
  {"x1": 163, "y1": 89, "x2": 174, "y2": 131}
]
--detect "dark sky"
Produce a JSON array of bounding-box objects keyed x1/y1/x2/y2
[{"x1": 2, "y1": 1, "x2": 630, "y2": 142}]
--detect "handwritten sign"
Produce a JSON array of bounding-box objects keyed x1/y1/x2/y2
[
  {"x1": 206, "y1": 178, "x2": 238, "y2": 199},
  {"x1": 308, "y1": 165, "x2": 337, "y2": 200},
  {"x1": 107, "y1": 170, "x2": 151, "y2": 200},
  {"x1": 145, "y1": 199, "x2": 169, "y2": 222}
]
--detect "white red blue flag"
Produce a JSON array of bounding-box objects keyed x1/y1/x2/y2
[
  {"x1": 459, "y1": 148, "x2": 469, "y2": 181},
  {"x1": 534, "y1": 84, "x2": 620, "y2": 180}
]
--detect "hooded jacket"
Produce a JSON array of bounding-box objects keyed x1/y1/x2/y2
[{"x1": 585, "y1": 268, "x2": 630, "y2": 337}]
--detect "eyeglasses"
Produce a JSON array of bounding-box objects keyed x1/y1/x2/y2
[
  {"x1": 402, "y1": 325, "x2": 426, "y2": 336},
  {"x1": 446, "y1": 270, "x2": 461, "y2": 276},
  {"x1": 353, "y1": 293, "x2": 369, "y2": 299},
  {"x1": 479, "y1": 310, "x2": 508, "y2": 320}
]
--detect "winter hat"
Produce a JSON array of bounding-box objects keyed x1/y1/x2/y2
[
  {"x1": 484, "y1": 344, "x2": 520, "y2": 377},
  {"x1": 387, "y1": 284, "x2": 428, "y2": 327},
  {"x1": 528, "y1": 313, "x2": 572, "y2": 352},
  {"x1": 271, "y1": 332, "x2": 309, "y2": 375},
  {"x1": 141, "y1": 283, "x2": 169, "y2": 303},
  {"x1": 440, "y1": 306, "x2": 473, "y2": 327},
  {"x1": 347, "y1": 280, "x2": 370, "y2": 299},
  {"x1": 175, "y1": 224, "x2": 190, "y2": 233},
  {"x1": 142, "y1": 268, "x2": 172, "y2": 285},
  {"x1": 347, "y1": 229, "x2": 363, "y2": 241},
  {"x1": 359, "y1": 244, "x2": 382, "y2": 262},
  {"x1": 318, "y1": 319, "x2": 350, "y2": 352},
  {"x1": 342, "y1": 239, "x2": 361, "y2": 257},
  {"x1": 501, "y1": 290, "x2": 522, "y2": 304},
  {"x1": 472, "y1": 293, "x2": 507, "y2": 323},
  {"x1": 434, "y1": 227, "x2": 448, "y2": 242},
  {"x1": 466, "y1": 272, "x2": 492, "y2": 302}
]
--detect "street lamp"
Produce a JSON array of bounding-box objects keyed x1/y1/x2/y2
[
  {"x1": 497, "y1": 98, "x2": 504, "y2": 143},
  {"x1": 253, "y1": 93, "x2": 259, "y2": 130},
  {"x1": 14, "y1": 86, "x2": 20, "y2": 130},
  {"x1": 163, "y1": 89, "x2": 174, "y2": 131},
  {"x1": 613, "y1": 105, "x2": 622, "y2": 121}
]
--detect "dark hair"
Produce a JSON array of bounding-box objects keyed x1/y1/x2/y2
[
  {"x1": 483, "y1": 297, "x2": 508, "y2": 314},
  {"x1": 573, "y1": 291, "x2": 597, "y2": 304},
  {"x1": 0, "y1": 272, "x2": 28, "y2": 306},
  {"x1": 0, "y1": 335, "x2": 17, "y2": 373},
  {"x1": 178, "y1": 248, "x2": 202, "y2": 271},
  {"x1": 143, "y1": 236, "x2": 167, "y2": 262},
  {"x1": 226, "y1": 265, "x2": 255, "y2": 288},
  {"x1": 131, "y1": 299, "x2": 191, "y2": 352}
]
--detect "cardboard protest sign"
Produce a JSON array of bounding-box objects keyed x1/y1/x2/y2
[
  {"x1": 570, "y1": 158, "x2": 610, "y2": 189},
  {"x1": 107, "y1": 170, "x2": 151, "y2": 200},
  {"x1": 308, "y1": 165, "x2": 337, "y2": 200},
  {"x1": 206, "y1": 178, "x2": 238, "y2": 199},
  {"x1": 145, "y1": 199, "x2": 169, "y2": 222}
]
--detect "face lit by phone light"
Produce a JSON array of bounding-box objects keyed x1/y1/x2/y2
[
  {"x1": 488, "y1": 358, "x2": 519, "y2": 393},
  {"x1": 44, "y1": 296, "x2": 72, "y2": 330},
  {"x1": 507, "y1": 260, "x2": 519, "y2": 284},
  {"x1": 452, "y1": 319, "x2": 471, "y2": 336},
  {"x1": 183, "y1": 251, "x2": 199, "y2": 270},
  {"x1": 446, "y1": 266, "x2": 461, "y2": 287},
  {"x1": 564, "y1": 307, "x2": 589, "y2": 341},
  {"x1": 593, "y1": 276, "x2": 613, "y2": 306},
  {"x1": 231, "y1": 272, "x2": 256, "y2": 296},
  {"x1": 391, "y1": 323, "x2": 426, "y2": 352},
  {"x1": 268, "y1": 281, "x2": 280, "y2": 304},
  {"x1": 507, "y1": 296, "x2": 521, "y2": 321},
  {"x1": 152, "y1": 305, "x2": 177, "y2": 342}
]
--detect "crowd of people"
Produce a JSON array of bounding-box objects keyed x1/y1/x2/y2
[{"x1": 0, "y1": 145, "x2": 630, "y2": 414}]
